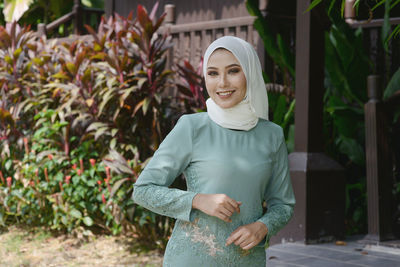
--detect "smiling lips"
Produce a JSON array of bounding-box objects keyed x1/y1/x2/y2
[{"x1": 216, "y1": 90, "x2": 235, "y2": 98}]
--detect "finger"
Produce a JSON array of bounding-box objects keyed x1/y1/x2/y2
[
  {"x1": 217, "y1": 212, "x2": 231, "y2": 223},
  {"x1": 221, "y1": 200, "x2": 236, "y2": 214},
  {"x1": 229, "y1": 228, "x2": 248, "y2": 246},
  {"x1": 236, "y1": 201, "x2": 242, "y2": 213},
  {"x1": 226, "y1": 229, "x2": 242, "y2": 246},
  {"x1": 234, "y1": 234, "x2": 249, "y2": 246},
  {"x1": 227, "y1": 199, "x2": 241, "y2": 214},
  {"x1": 242, "y1": 241, "x2": 257, "y2": 250},
  {"x1": 219, "y1": 206, "x2": 233, "y2": 218},
  {"x1": 239, "y1": 239, "x2": 253, "y2": 248}
]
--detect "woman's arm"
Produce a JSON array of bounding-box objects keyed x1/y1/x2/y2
[
  {"x1": 256, "y1": 128, "x2": 295, "y2": 247},
  {"x1": 132, "y1": 115, "x2": 197, "y2": 222},
  {"x1": 226, "y1": 128, "x2": 295, "y2": 250}
]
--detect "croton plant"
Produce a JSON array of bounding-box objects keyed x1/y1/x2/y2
[{"x1": 0, "y1": 3, "x2": 205, "y2": 249}]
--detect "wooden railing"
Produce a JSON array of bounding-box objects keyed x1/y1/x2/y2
[
  {"x1": 344, "y1": 1, "x2": 400, "y2": 242},
  {"x1": 160, "y1": 5, "x2": 260, "y2": 70},
  {"x1": 344, "y1": 1, "x2": 400, "y2": 84},
  {"x1": 37, "y1": 0, "x2": 103, "y2": 38}
]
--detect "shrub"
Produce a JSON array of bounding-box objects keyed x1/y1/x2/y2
[{"x1": 0, "y1": 3, "x2": 198, "y2": 249}]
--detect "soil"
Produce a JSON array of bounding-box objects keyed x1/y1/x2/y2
[{"x1": 0, "y1": 226, "x2": 163, "y2": 267}]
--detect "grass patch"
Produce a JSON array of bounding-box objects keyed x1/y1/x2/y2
[{"x1": 0, "y1": 226, "x2": 163, "y2": 267}]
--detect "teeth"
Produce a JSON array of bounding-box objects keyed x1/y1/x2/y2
[{"x1": 217, "y1": 91, "x2": 233, "y2": 96}]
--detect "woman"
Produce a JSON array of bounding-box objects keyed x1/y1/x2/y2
[{"x1": 132, "y1": 36, "x2": 295, "y2": 266}]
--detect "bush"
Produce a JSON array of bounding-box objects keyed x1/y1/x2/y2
[{"x1": 0, "y1": 4, "x2": 198, "y2": 249}]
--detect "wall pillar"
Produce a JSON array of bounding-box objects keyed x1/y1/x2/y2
[
  {"x1": 271, "y1": 0, "x2": 345, "y2": 244},
  {"x1": 364, "y1": 75, "x2": 395, "y2": 242}
]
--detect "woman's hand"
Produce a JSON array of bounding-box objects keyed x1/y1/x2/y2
[
  {"x1": 225, "y1": 221, "x2": 268, "y2": 250},
  {"x1": 192, "y1": 193, "x2": 241, "y2": 222}
]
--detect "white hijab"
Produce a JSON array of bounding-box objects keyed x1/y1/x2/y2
[{"x1": 203, "y1": 36, "x2": 269, "y2": 131}]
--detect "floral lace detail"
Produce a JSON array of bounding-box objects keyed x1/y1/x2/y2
[
  {"x1": 132, "y1": 184, "x2": 195, "y2": 222},
  {"x1": 164, "y1": 217, "x2": 266, "y2": 267},
  {"x1": 183, "y1": 166, "x2": 199, "y2": 191},
  {"x1": 258, "y1": 204, "x2": 294, "y2": 247},
  {"x1": 181, "y1": 218, "x2": 223, "y2": 257}
]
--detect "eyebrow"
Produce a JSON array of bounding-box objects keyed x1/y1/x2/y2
[{"x1": 207, "y1": 63, "x2": 241, "y2": 70}]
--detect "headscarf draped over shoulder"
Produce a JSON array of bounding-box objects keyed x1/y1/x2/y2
[{"x1": 203, "y1": 36, "x2": 269, "y2": 131}]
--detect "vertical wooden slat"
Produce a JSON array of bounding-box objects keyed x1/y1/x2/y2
[
  {"x1": 184, "y1": 32, "x2": 190, "y2": 61},
  {"x1": 201, "y1": 29, "x2": 207, "y2": 57},
  {"x1": 224, "y1": 27, "x2": 229, "y2": 36},
  {"x1": 211, "y1": 28, "x2": 216, "y2": 41},
  {"x1": 177, "y1": 32, "x2": 185, "y2": 63},
  {"x1": 73, "y1": 0, "x2": 83, "y2": 35},
  {"x1": 216, "y1": 28, "x2": 223, "y2": 39},
  {"x1": 248, "y1": 24, "x2": 254, "y2": 46},
  {"x1": 172, "y1": 34, "x2": 179, "y2": 66},
  {"x1": 190, "y1": 31, "x2": 196, "y2": 63},
  {"x1": 194, "y1": 31, "x2": 202, "y2": 67},
  {"x1": 235, "y1": 26, "x2": 240, "y2": 37}
]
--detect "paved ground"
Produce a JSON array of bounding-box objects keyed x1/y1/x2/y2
[{"x1": 266, "y1": 238, "x2": 400, "y2": 267}]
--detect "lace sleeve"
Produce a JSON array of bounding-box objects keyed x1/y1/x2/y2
[
  {"x1": 257, "y1": 128, "x2": 295, "y2": 248},
  {"x1": 132, "y1": 115, "x2": 197, "y2": 222}
]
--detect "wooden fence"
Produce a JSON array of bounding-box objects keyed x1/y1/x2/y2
[
  {"x1": 37, "y1": 0, "x2": 103, "y2": 38},
  {"x1": 161, "y1": 4, "x2": 260, "y2": 70}
]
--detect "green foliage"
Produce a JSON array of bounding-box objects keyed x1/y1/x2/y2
[
  {"x1": 0, "y1": 4, "x2": 194, "y2": 248},
  {"x1": 176, "y1": 60, "x2": 207, "y2": 113},
  {"x1": 247, "y1": 0, "x2": 376, "y2": 234},
  {"x1": 308, "y1": 0, "x2": 400, "y2": 16},
  {"x1": 1, "y1": 0, "x2": 104, "y2": 24},
  {"x1": 0, "y1": 107, "x2": 137, "y2": 234},
  {"x1": 246, "y1": 0, "x2": 295, "y2": 143},
  {"x1": 2, "y1": 0, "x2": 35, "y2": 22},
  {"x1": 319, "y1": 7, "x2": 371, "y2": 235},
  {"x1": 384, "y1": 67, "x2": 400, "y2": 99}
]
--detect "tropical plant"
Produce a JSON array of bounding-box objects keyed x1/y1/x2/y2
[
  {"x1": 0, "y1": 21, "x2": 39, "y2": 166},
  {"x1": 0, "y1": 3, "x2": 195, "y2": 248},
  {"x1": 2, "y1": 0, "x2": 104, "y2": 23},
  {"x1": 245, "y1": 0, "x2": 386, "y2": 234},
  {"x1": 307, "y1": 0, "x2": 400, "y2": 40},
  {"x1": 246, "y1": 0, "x2": 296, "y2": 151},
  {"x1": 323, "y1": 9, "x2": 372, "y2": 234},
  {"x1": 175, "y1": 60, "x2": 207, "y2": 113}
]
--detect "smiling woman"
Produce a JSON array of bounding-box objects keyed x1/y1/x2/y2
[
  {"x1": 132, "y1": 36, "x2": 295, "y2": 267},
  {"x1": 205, "y1": 49, "x2": 247, "y2": 109}
]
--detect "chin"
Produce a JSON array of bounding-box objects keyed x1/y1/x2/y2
[
  {"x1": 211, "y1": 96, "x2": 241, "y2": 109},
  {"x1": 215, "y1": 101, "x2": 236, "y2": 109}
]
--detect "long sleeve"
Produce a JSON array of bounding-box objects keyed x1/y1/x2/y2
[
  {"x1": 257, "y1": 128, "x2": 295, "y2": 247},
  {"x1": 132, "y1": 115, "x2": 197, "y2": 222}
]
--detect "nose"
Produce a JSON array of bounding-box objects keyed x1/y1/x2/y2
[{"x1": 218, "y1": 73, "x2": 229, "y2": 88}]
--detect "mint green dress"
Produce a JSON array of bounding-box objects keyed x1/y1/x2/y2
[{"x1": 132, "y1": 113, "x2": 295, "y2": 267}]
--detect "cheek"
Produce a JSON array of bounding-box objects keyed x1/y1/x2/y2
[
  {"x1": 205, "y1": 79, "x2": 217, "y2": 94},
  {"x1": 239, "y1": 75, "x2": 247, "y2": 96},
  {"x1": 233, "y1": 76, "x2": 247, "y2": 94}
]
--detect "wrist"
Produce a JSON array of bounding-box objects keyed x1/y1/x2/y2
[
  {"x1": 255, "y1": 221, "x2": 269, "y2": 236},
  {"x1": 192, "y1": 193, "x2": 203, "y2": 210}
]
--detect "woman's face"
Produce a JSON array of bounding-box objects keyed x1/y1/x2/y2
[{"x1": 205, "y1": 49, "x2": 247, "y2": 109}]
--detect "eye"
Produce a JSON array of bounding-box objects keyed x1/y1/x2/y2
[
  {"x1": 207, "y1": 71, "x2": 218, "y2": 76},
  {"x1": 228, "y1": 68, "x2": 241, "y2": 74}
]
